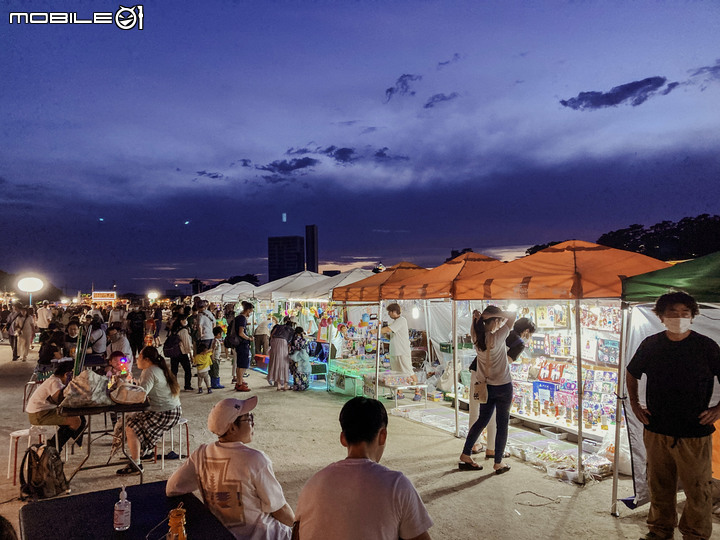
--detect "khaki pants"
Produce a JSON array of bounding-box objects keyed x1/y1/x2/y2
[{"x1": 644, "y1": 430, "x2": 713, "y2": 539}]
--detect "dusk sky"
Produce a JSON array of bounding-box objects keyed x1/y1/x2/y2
[{"x1": 2, "y1": 0, "x2": 719, "y2": 295}]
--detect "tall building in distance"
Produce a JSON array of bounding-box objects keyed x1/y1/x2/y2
[
  {"x1": 268, "y1": 236, "x2": 305, "y2": 282},
  {"x1": 305, "y1": 224, "x2": 318, "y2": 273}
]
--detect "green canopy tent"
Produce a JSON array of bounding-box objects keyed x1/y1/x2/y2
[{"x1": 622, "y1": 250, "x2": 720, "y2": 302}]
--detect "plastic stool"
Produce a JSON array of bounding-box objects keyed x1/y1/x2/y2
[
  {"x1": 7, "y1": 426, "x2": 58, "y2": 486},
  {"x1": 154, "y1": 418, "x2": 189, "y2": 470}
]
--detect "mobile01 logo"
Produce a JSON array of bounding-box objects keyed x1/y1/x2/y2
[{"x1": 9, "y1": 5, "x2": 144, "y2": 30}]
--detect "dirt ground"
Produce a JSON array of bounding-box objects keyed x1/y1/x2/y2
[{"x1": 1, "y1": 342, "x2": 718, "y2": 539}]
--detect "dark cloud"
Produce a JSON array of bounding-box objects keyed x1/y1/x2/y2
[
  {"x1": 437, "y1": 53, "x2": 461, "y2": 70},
  {"x1": 423, "y1": 92, "x2": 459, "y2": 109},
  {"x1": 360, "y1": 127, "x2": 378, "y2": 134},
  {"x1": 195, "y1": 170, "x2": 224, "y2": 179},
  {"x1": 374, "y1": 147, "x2": 409, "y2": 161},
  {"x1": 560, "y1": 76, "x2": 679, "y2": 110},
  {"x1": 337, "y1": 120, "x2": 358, "y2": 126},
  {"x1": 385, "y1": 74, "x2": 422, "y2": 102},
  {"x1": 690, "y1": 59, "x2": 720, "y2": 81},
  {"x1": 0, "y1": 176, "x2": 7, "y2": 185},
  {"x1": 321, "y1": 146, "x2": 356, "y2": 163},
  {"x1": 229, "y1": 159, "x2": 253, "y2": 167},
  {"x1": 285, "y1": 147, "x2": 311, "y2": 155},
  {"x1": 257, "y1": 157, "x2": 320, "y2": 174}
]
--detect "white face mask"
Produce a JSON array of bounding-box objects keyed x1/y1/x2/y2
[{"x1": 663, "y1": 317, "x2": 692, "y2": 334}]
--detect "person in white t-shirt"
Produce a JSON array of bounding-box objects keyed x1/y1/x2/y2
[
  {"x1": 294, "y1": 397, "x2": 433, "y2": 540},
  {"x1": 36, "y1": 301, "x2": 53, "y2": 333},
  {"x1": 380, "y1": 303, "x2": 420, "y2": 400},
  {"x1": 26, "y1": 360, "x2": 86, "y2": 450},
  {"x1": 166, "y1": 396, "x2": 294, "y2": 540}
]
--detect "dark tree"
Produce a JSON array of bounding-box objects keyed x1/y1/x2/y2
[
  {"x1": 525, "y1": 240, "x2": 565, "y2": 256},
  {"x1": 226, "y1": 274, "x2": 260, "y2": 286}
]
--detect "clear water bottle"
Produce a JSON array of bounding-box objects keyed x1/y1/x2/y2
[{"x1": 113, "y1": 485, "x2": 131, "y2": 531}]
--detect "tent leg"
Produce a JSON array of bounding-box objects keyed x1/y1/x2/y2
[
  {"x1": 574, "y1": 298, "x2": 585, "y2": 484},
  {"x1": 375, "y1": 301, "x2": 383, "y2": 400},
  {"x1": 611, "y1": 302, "x2": 630, "y2": 516},
  {"x1": 452, "y1": 300, "x2": 459, "y2": 437}
]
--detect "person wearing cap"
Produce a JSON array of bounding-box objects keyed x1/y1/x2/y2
[
  {"x1": 166, "y1": 397, "x2": 294, "y2": 539},
  {"x1": 294, "y1": 397, "x2": 433, "y2": 540}
]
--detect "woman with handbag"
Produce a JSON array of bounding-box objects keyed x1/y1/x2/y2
[
  {"x1": 458, "y1": 306, "x2": 515, "y2": 474},
  {"x1": 117, "y1": 345, "x2": 182, "y2": 476}
]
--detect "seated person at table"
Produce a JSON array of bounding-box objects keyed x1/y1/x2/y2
[
  {"x1": 116, "y1": 346, "x2": 182, "y2": 476},
  {"x1": 106, "y1": 325, "x2": 134, "y2": 372},
  {"x1": 106, "y1": 351, "x2": 133, "y2": 382},
  {"x1": 166, "y1": 397, "x2": 294, "y2": 539},
  {"x1": 26, "y1": 360, "x2": 86, "y2": 450},
  {"x1": 37, "y1": 324, "x2": 66, "y2": 366}
]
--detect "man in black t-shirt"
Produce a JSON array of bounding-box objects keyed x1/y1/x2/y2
[{"x1": 627, "y1": 292, "x2": 720, "y2": 540}]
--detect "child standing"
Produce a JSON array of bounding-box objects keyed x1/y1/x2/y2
[
  {"x1": 194, "y1": 342, "x2": 213, "y2": 394},
  {"x1": 211, "y1": 326, "x2": 225, "y2": 389}
]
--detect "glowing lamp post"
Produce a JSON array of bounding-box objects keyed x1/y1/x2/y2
[
  {"x1": 148, "y1": 291, "x2": 159, "y2": 303},
  {"x1": 17, "y1": 276, "x2": 44, "y2": 306}
]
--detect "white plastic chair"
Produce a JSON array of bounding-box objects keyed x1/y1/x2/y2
[{"x1": 7, "y1": 426, "x2": 59, "y2": 486}]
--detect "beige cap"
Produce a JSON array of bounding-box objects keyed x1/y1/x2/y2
[{"x1": 208, "y1": 396, "x2": 258, "y2": 436}]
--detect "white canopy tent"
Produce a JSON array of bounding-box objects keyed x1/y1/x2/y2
[
  {"x1": 192, "y1": 282, "x2": 235, "y2": 302},
  {"x1": 252, "y1": 271, "x2": 331, "y2": 302},
  {"x1": 291, "y1": 268, "x2": 374, "y2": 300},
  {"x1": 220, "y1": 281, "x2": 257, "y2": 303}
]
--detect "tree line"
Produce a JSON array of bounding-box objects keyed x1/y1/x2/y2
[{"x1": 527, "y1": 214, "x2": 720, "y2": 260}]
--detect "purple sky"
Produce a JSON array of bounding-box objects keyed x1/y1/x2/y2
[{"x1": 2, "y1": 0, "x2": 719, "y2": 295}]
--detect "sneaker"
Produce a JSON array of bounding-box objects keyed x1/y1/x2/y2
[
  {"x1": 243, "y1": 372, "x2": 250, "y2": 378},
  {"x1": 184, "y1": 387, "x2": 194, "y2": 392},
  {"x1": 141, "y1": 452, "x2": 156, "y2": 462},
  {"x1": 207, "y1": 388, "x2": 212, "y2": 394},
  {"x1": 231, "y1": 377, "x2": 237, "y2": 383},
  {"x1": 116, "y1": 464, "x2": 143, "y2": 476},
  {"x1": 197, "y1": 388, "x2": 203, "y2": 394},
  {"x1": 235, "y1": 383, "x2": 251, "y2": 392}
]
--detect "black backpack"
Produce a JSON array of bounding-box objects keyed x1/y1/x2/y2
[
  {"x1": 20, "y1": 443, "x2": 69, "y2": 500},
  {"x1": 224, "y1": 318, "x2": 241, "y2": 349},
  {"x1": 163, "y1": 330, "x2": 183, "y2": 358}
]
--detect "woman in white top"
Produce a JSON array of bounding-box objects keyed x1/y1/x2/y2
[
  {"x1": 117, "y1": 345, "x2": 182, "y2": 476},
  {"x1": 459, "y1": 305, "x2": 515, "y2": 474},
  {"x1": 14, "y1": 305, "x2": 36, "y2": 362}
]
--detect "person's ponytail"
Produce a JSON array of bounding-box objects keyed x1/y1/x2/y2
[{"x1": 141, "y1": 346, "x2": 180, "y2": 396}]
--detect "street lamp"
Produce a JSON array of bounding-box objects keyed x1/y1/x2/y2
[
  {"x1": 148, "y1": 291, "x2": 159, "y2": 303},
  {"x1": 17, "y1": 276, "x2": 44, "y2": 306}
]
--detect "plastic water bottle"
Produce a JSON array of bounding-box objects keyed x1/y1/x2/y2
[{"x1": 114, "y1": 485, "x2": 131, "y2": 531}]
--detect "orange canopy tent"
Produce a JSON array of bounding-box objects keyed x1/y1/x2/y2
[
  {"x1": 331, "y1": 262, "x2": 428, "y2": 302},
  {"x1": 449, "y1": 240, "x2": 669, "y2": 490},
  {"x1": 453, "y1": 240, "x2": 670, "y2": 300},
  {"x1": 379, "y1": 251, "x2": 503, "y2": 300}
]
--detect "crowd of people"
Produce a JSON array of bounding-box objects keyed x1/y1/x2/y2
[{"x1": 6, "y1": 290, "x2": 720, "y2": 539}]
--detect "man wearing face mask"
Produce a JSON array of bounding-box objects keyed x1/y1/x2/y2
[{"x1": 627, "y1": 292, "x2": 720, "y2": 540}]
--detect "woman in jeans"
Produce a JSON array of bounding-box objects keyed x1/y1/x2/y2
[{"x1": 459, "y1": 305, "x2": 516, "y2": 474}]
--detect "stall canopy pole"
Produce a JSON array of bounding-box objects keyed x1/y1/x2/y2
[
  {"x1": 452, "y1": 299, "x2": 459, "y2": 437},
  {"x1": 375, "y1": 300, "x2": 383, "y2": 400},
  {"x1": 611, "y1": 302, "x2": 630, "y2": 516},
  {"x1": 574, "y1": 298, "x2": 585, "y2": 484},
  {"x1": 422, "y1": 300, "x2": 432, "y2": 368}
]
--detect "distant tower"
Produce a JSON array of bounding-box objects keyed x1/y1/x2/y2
[
  {"x1": 268, "y1": 236, "x2": 305, "y2": 282},
  {"x1": 305, "y1": 224, "x2": 318, "y2": 273}
]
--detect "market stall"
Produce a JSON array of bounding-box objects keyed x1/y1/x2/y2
[
  {"x1": 452, "y1": 240, "x2": 669, "y2": 482},
  {"x1": 618, "y1": 251, "x2": 720, "y2": 512},
  {"x1": 331, "y1": 263, "x2": 428, "y2": 399}
]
